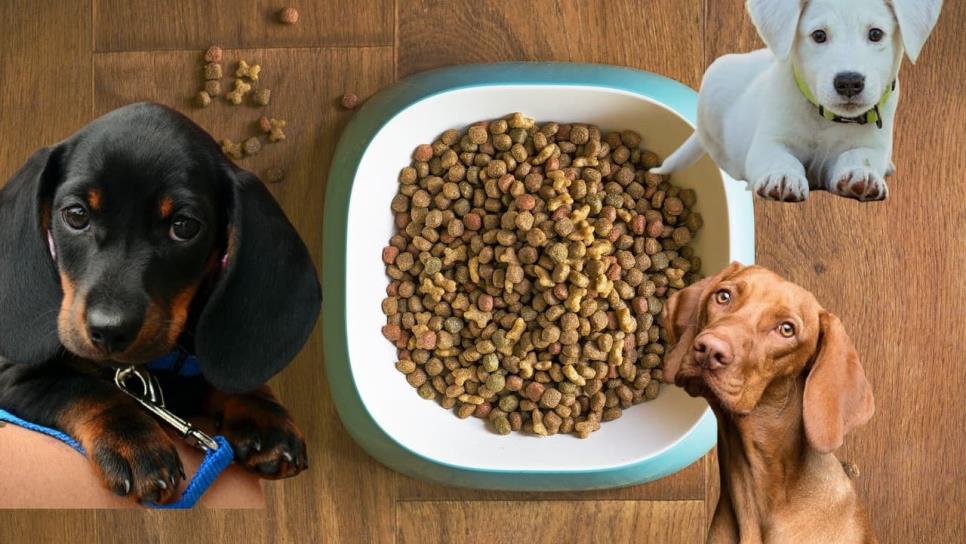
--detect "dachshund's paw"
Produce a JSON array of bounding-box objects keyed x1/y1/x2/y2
[
  {"x1": 752, "y1": 172, "x2": 809, "y2": 202},
  {"x1": 217, "y1": 395, "x2": 307, "y2": 479},
  {"x1": 88, "y1": 424, "x2": 184, "y2": 504},
  {"x1": 831, "y1": 168, "x2": 888, "y2": 201}
]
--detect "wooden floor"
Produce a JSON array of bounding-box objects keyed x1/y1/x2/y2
[{"x1": 1, "y1": 1, "x2": 964, "y2": 542}]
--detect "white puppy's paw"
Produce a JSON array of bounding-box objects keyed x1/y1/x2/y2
[
  {"x1": 885, "y1": 161, "x2": 896, "y2": 177},
  {"x1": 752, "y1": 172, "x2": 809, "y2": 202},
  {"x1": 648, "y1": 165, "x2": 671, "y2": 176},
  {"x1": 830, "y1": 168, "x2": 888, "y2": 201}
]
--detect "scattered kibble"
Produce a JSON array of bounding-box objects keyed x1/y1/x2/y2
[
  {"x1": 243, "y1": 137, "x2": 262, "y2": 156},
  {"x1": 264, "y1": 166, "x2": 287, "y2": 184},
  {"x1": 221, "y1": 139, "x2": 243, "y2": 160},
  {"x1": 204, "y1": 80, "x2": 222, "y2": 97},
  {"x1": 268, "y1": 118, "x2": 287, "y2": 142},
  {"x1": 195, "y1": 91, "x2": 212, "y2": 108},
  {"x1": 236, "y1": 60, "x2": 261, "y2": 81},
  {"x1": 203, "y1": 62, "x2": 222, "y2": 80},
  {"x1": 382, "y1": 113, "x2": 704, "y2": 437},
  {"x1": 204, "y1": 46, "x2": 223, "y2": 63},
  {"x1": 226, "y1": 78, "x2": 252, "y2": 105},
  {"x1": 278, "y1": 7, "x2": 299, "y2": 24},
  {"x1": 254, "y1": 88, "x2": 272, "y2": 106},
  {"x1": 341, "y1": 92, "x2": 360, "y2": 110},
  {"x1": 258, "y1": 116, "x2": 273, "y2": 134}
]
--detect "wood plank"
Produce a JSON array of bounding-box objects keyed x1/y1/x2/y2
[
  {"x1": 397, "y1": 500, "x2": 705, "y2": 544},
  {"x1": 397, "y1": 454, "x2": 707, "y2": 501},
  {"x1": 397, "y1": 0, "x2": 705, "y2": 87},
  {"x1": 706, "y1": 1, "x2": 966, "y2": 542},
  {"x1": 93, "y1": 0, "x2": 393, "y2": 52},
  {"x1": 0, "y1": 0, "x2": 92, "y2": 183}
]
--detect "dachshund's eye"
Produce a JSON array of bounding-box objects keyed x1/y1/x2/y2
[
  {"x1": 714, "y1": 290, "x2": 732, "y2": 304},
  {"x1": 778, "y1": 322, "x2": 796, "y2": 338},
  {"x1": 170, "y1": 215, "x2": 201, "y2": 242},
  {"x1": 811, "y1": 29, "x2": 828, "y2": 43},
  {"x1": 868, "y1": 28, "x2": 884, "y2": 42},
  {"x1": 61, "y1": 205, "x2": 90, "y2": 231}
]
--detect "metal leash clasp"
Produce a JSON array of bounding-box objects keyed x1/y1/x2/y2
[{"x1": 114, "y1": 366, "x2": 219, "y2": 452}]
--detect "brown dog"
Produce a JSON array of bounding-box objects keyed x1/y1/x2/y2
[{"x1": 662, "y1": 263, "x2": 876, "y2": 543}]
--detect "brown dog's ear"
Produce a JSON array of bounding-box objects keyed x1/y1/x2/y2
[
  {"x1": 0, "y1": 146, "x2": 65, "y2": 364},
  {"x1": 661, "y1": 261, "x2": 744, "y2": 383},
  {"x1": 195, "y1": 168, "x2": 321, "y2": 393},
  {"x1": 803, "y1": 312, "x2": 875, "y2": 454}
]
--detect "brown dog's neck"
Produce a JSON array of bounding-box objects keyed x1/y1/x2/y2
[{"x1": 714, "y1": 375, "x2": 852, "y2": 540}]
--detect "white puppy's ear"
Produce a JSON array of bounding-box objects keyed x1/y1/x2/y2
[
  {"x1": 746, "y1": 0, "x2": 802, "y2": 61},
  {"x1": 890, "y1": 0, "x2": 943, "y2": 63}
]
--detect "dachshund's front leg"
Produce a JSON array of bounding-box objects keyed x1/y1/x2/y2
[{"x1": 204, "y1": 386, "x2": 307, "y2": 479}]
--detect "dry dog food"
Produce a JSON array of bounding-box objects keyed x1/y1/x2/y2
[
  {"x1": 236, "y1": 60, "x2": 261, "y2": 81},
  {"x1": 278, "y1": 7, "x2": 299, "y2": 24},
  {"x1": 254, "y1": 88, "x2": 272, "y2": 106},
  {"x1": 243, "y1": 137, "x2": 262, "y2": 156},
  {"x1": 204, "y1": 80, "x2": 222, "y2": 97},
  {"x1": 203, "y1": 62, "x2": 222, "y2": 80},
  {"x1": 341, "y1": 93, "x2": 360, "y2": 110},
  {"x1": 221, "y1": 139, "x2": 243, "y2": 160},
  {"x1": 226, "y1": 78, "x2": 252, "y2": 105},
  {"x1": 268, "y1": 118, "x2": 287, "y2": 142},
  {"x1": 204, "y1": 46, "x2": 223, "y2": 63},
  {"x1": 381, "y1": 113, "x2": 704, "y2": 438}
]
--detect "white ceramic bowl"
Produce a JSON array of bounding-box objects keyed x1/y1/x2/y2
[{"x1": 324, "y1": 63, "x2": 754, "y2": 490}]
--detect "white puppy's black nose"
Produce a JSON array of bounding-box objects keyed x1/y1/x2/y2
[{"x1": 834, "y1": 72, "x2": 865, "y2": 98}]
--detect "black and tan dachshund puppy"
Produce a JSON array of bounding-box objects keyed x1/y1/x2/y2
[{"x1": 0, "y1": 103, "x2": 321, "y2": 504}]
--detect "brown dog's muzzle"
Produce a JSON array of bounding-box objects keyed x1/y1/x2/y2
[{"x1": 693, "y1": 331, "x2": 733, "y2": 370}]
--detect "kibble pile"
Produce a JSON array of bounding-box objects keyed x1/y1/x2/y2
[{"x1": 381, "y1": 113, "x2": 704, "y2": 438}]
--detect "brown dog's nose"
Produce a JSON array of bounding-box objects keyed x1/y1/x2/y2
[{"x1": 693, "y1": 334, "x2": 733, "y2": 370}]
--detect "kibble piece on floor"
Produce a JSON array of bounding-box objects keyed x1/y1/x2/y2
[
  {"x1": 268, "y1": 118, "x2": 287, "y2": 142},
  {"x1": 204, "y1": 80, "x2": 222, "y2": 97},
  {"x1": 341, "y1": 93, "x2": 360, "y2": 110},
  {"x1": 278, "y1": 7, "x2": 299, "y2": 24},
  {"x1": 264, "y1": 167, "x2": 286, "y2": 184},
  {"x1": 254, "y1": 88, "x2": 272, "y2": 106},
  {"x1": 221, "y1": 139, "x2": 243, "y2": 160},
  {"x1": 243, "y1": 137, "x2": 262, "y2": 156},
  {"x1": 226, "y1": 79, "x2": 252, "y2": 105},
  {"x1": 204, "y1": 45, "x2": 223, "y2": 63},
  {"x1": 236, "y1": 60, "x2": 261, "y2": 81},
  {"x1": 258, "y1": 116, "x2": 273, "y2": 134},
  {"x1": 195, "y1": 91, "x2": 212, "y2": 108},
  {"x1": 203, "y1": 62, "x2": 222, "y2": 80}
]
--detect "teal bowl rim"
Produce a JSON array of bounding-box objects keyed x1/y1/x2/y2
[{"x1": 323, "y1": 62, "x2": 745, "y2": 491}]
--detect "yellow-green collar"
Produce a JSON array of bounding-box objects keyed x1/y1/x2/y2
[{"x1": 793, "y1": 65, "x2": 895, "y2": 129}]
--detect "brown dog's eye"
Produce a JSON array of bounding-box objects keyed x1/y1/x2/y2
[
  {"x1": 811, "y1": 29, "x2": 828, "y2": 43},
  {"x1": 779, "y1": 322, "x2": 796, "y2": 337},
  {"x1": 61, "y1": 205, "x2": 90, "y2": 231},
  {"x1": 714, "y1": 290, "x2": 731, "y2": 304},
  {"x1": 170, "y1": 215, "x2": 201, "y2": 242},
  {"x1": 868, "y1": 28, "x2": 884, "y2": 42}
]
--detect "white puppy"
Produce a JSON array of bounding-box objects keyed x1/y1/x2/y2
[{"x1": 652, "y1": 0, "x2": 942, "y2": 202}]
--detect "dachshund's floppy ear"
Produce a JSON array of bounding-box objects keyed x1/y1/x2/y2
[
  {"x1": 0, "y1": 146, "x2": 64, "y2": 364},
  {"x1": 890, "y1": 0, "x2": 943, "y2": 63},
  {"x1": 661, "y1": 262, "x2": 744, "y2": 383},
  {"x1": 195, "y1": 169, "x2": 321, "y2": 393},
  {"x1": 746, "y1": 0, "x2": 802, "y2": 61},
  {"x1": 803, "y1": 312, "x2": 875, "y2": 454}
]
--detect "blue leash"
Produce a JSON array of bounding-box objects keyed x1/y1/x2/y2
[{"x1": 0, "y1": 353, "x2": 234, "y2": 509}]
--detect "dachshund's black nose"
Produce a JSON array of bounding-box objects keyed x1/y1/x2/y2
[
  {"x1": 834, "y1": 72, "x2": 865, "y2": 98},
  {"x1": 87, "y1": 306, "x2": 142, "y2": 354},
  {"x1": 693, "y1": 334, "x2": 733, "y2": 370}
]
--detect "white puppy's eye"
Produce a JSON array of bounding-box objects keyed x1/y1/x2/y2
[
  {"x1": 868, "y1": 28, "x2": 884, "y2": 42},
  {"x1": 811, "y1": 29, "x2": 828, "y2": 43}
]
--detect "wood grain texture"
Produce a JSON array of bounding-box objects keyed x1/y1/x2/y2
[
  {"x1": 396, "y1": 500, "x2": 705, "y2": 544},
  {"x1": 0, "y1": 0, "x2": 92, "y2": 182},
  {"x1": 94, "y1": 0, "x2": 393, "y2": 51},
  {"x1": 0, "y1": 0, "x2": 964, "y2": 542},
  {"x1": 705, "y1": 1, "x2": 966, "y2": 542},
  {"x1": 397, "y1": 0, "x2": 705, "y2": 87}
]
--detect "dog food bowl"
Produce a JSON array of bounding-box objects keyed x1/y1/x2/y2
[{"x1": 323, "y1": 63, "x2": 754, "y2": 490}]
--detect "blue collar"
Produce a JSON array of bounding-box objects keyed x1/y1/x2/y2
[{"x1": 146, "y1": 350, "x2": 203, "y2": 377}]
